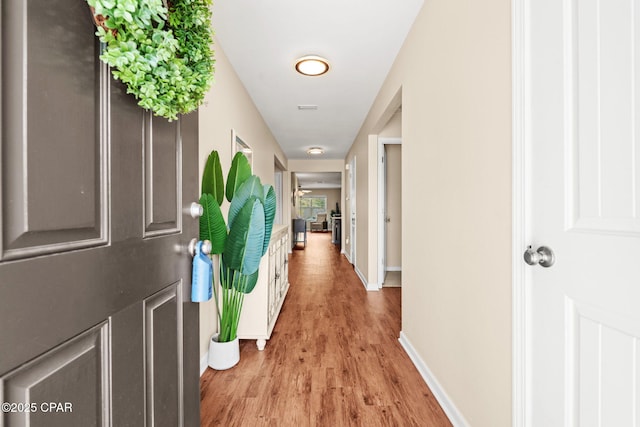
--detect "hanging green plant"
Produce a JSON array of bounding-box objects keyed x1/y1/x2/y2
[{"x1": 87, "y1": 0, "x2": 215, "y2": 120}]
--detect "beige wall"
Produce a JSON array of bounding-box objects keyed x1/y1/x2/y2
[
  {"x1": 345, "y1": 1, "x2": 512, "y2": 426},
  {"x1": 380, "y1": 110, "x2": 401, "y2": 137},
  {"x1": 197, "y1": 39, "x2": 289, "y2": 363},
  {"x1": 324, "y1": 188, "x2": 342, "y2": 217}
]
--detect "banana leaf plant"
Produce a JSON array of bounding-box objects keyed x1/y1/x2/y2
[{"x1": 199, "y1": 150, "x2": 276, "y2": 342}]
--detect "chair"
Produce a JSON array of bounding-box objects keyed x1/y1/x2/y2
[
  {"x1": 310, "y1": 213, "x2": 327, "y2": 232},
  {"x1": 292, "y1": 218, "x2": 306, "y2": 248}
]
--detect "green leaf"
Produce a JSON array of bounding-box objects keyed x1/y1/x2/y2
[
  {"x1": 222, "y1": 197, "x2": 265, "y2": 276},
  {"x1": 201, "y1": 150, "x2": 224, "y2": 205},
  {"x1": 88, "y1": 0, "x2": 214, "y2": 120},
  {"x1": 237, "y1": 270, "x2": 259, "y2": 294},
  {"x1": 262, "y1": 185, "x2": 276, "y2": 256},
  {"x1": 198, "y1": 193, "x2": 226, "y2": 254},
  {"x1": 228, "y1": 176, "x2": 263, "y2": 230},
  {"x1": 225, "y1": 152, "x2": 251, "y2": 202}
]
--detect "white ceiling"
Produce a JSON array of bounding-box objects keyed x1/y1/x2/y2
[{"x1": 211, "y1": 0, "x2": 423, "y2": 160}]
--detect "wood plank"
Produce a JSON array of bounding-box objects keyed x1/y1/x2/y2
[{"x1": 200, "y1": 232, "x2": 452, "y2": 426}]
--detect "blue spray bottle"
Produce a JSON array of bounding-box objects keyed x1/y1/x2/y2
[{"x1": 191, "y1": 240, "x2": 213, "y2": 302}]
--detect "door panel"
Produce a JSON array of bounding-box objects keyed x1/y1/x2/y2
[
  {"x1": 110, "y1": 303, "x2": 145, "y2": 426},
  {"x1": 1, "y1": 323, "x2": 109, "y2": 427},
  {"x1": 145, "y1": 283, "x2": 182, "y2": 427},
  {"x1": 529, "y1": 0, "x2": 640, "y2": 424},
  {"x1": 0, "y1": 0, "x2": 200, "y2": 425},
  {"x1": 144, "y1": 114, "x2": 181, "y2": 237},
  {"x1": 569, "y1": 0, "x2": 640, "y2": 234},
  {"x1": 1, "y1": 0, "x2": 107, "y2": 259},
  {"x1": 573, "y1": 301, "x2": 640, "y2": 427}
]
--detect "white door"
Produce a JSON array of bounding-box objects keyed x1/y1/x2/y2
[
  {"x1": 385, "y1": 144, "x2": 402, "y2": 276},
  {"x1": 378, "y1": 140, "x2": 402, "y2": 288},
  {"x1": 349, "y1": 157, "x2": 357, "y2": 264},
  {"x1": 379, "y1": 144, "x2": 388, "y2": 286},
  {"x1": 527, "y1": 0, "x2": 640, "y2": 425}
]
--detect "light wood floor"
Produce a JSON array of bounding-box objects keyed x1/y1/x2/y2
[
  {"x1": 200, "y1": 232, "x2": 451, "y2": 426},
  {"x1": 383, "y1": 271, "x2": 402, "y2": 288}
]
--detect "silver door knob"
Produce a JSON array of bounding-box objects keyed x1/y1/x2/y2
[
  {"x1": 523, "y1": 245, "x2": 555, "y2": 267},
  {"x1": 188, "y1": 238, "x2": 211, "y2": 257},
  {"x1": 190, "y1": 202, "x2": 204, "y2": 218}
]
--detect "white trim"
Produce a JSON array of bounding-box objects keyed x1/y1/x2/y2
[
  {"x1": 354, "y1": 265, "x2": 379, "y2": 291},
  {"x1": 385, "y1": 266, "x2": 401, "y2": 272},
  {"x1": 378, "y1": 137, "x2": 402, "y2": 289},
  {"x1": 343, "y1": 250, "x2": 352, "y2": 264},
  {"x1": 200, "y1": 353, "x2": 209, "y2": 376},
  {"x1": 512, "y1": 0, "x2": 531, "y2": 425},
  {"x1": 399, "y1": 332, "x2": 470, "y2": 427}
]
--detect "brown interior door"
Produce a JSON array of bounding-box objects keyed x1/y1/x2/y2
[{"x1": 0, "y1": 1, "x2": 200, "y2": 426}]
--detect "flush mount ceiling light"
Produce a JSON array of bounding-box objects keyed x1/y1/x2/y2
[
  {"x1": 306, "y1": 147, "x2": 324, "y2": 155},
  {"x1": 295, "y1": 55, "x2": 330, "y2": 76}
]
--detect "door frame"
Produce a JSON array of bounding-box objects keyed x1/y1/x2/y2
[
  {"x1": 378, "y1": 137, "x2": 402, "y2": 289},
  {"x1": 512, "y1": 0, "x2": 530, "y2": 425}
]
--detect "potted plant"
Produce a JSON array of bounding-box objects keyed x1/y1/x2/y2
[{"x1": 200, "y1": 150, "x2": 275, "y2": 369}]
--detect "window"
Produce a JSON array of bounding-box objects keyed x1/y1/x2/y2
[{"x1": 299, "y1": 196, "x2": 327, "y2": 220}]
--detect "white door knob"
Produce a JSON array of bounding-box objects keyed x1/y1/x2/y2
[
  {"x1": 188, "y1": 238, "x2": 211, "y2": 257},
  {"x1": 190, "y1": 202, "x2": 204, "y2": 219}
]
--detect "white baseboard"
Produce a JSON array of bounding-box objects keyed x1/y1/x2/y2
[
  {"x1": 398, "y1": 331, "x2": 470, "y2": 427},
  {"x1": 386, "y1": 266, "x2": 401, "y2": 272},
  {"x1": 354, "y1": 265, "x2": 379, "y2": 292},
  {"x1": 200, "y1": 353, "x2": 209, "y2": 376},
  {"x1": 343, "y1": 251, "x2": 352, "y2": 264}
]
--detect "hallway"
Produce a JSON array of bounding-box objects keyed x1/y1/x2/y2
[{"x1": 200, "y1": 232, "x2": 451, "y2": 426}]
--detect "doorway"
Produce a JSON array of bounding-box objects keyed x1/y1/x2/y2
[
  {"x1": 378, "y1": 138, "x2": 402, "y2": 288},
  {"x1": 292, "y1": 171, "x2": 342, "y2": 247}
]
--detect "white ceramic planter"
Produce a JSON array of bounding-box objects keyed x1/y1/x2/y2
[{"x1": 207, "y1": 334, "x2": 240, "y2": 370}]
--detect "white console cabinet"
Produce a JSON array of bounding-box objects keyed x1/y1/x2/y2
[{"x1": 237, "y1": 225, "x2": 289, "y2": 350}]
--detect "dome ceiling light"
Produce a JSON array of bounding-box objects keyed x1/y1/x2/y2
[
  {"x1": 295, "y1": 55, "x2": 330, "y2": 76},
  {"x1": 306, "y1": 147, "x2": 324, "y2": 155}
]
